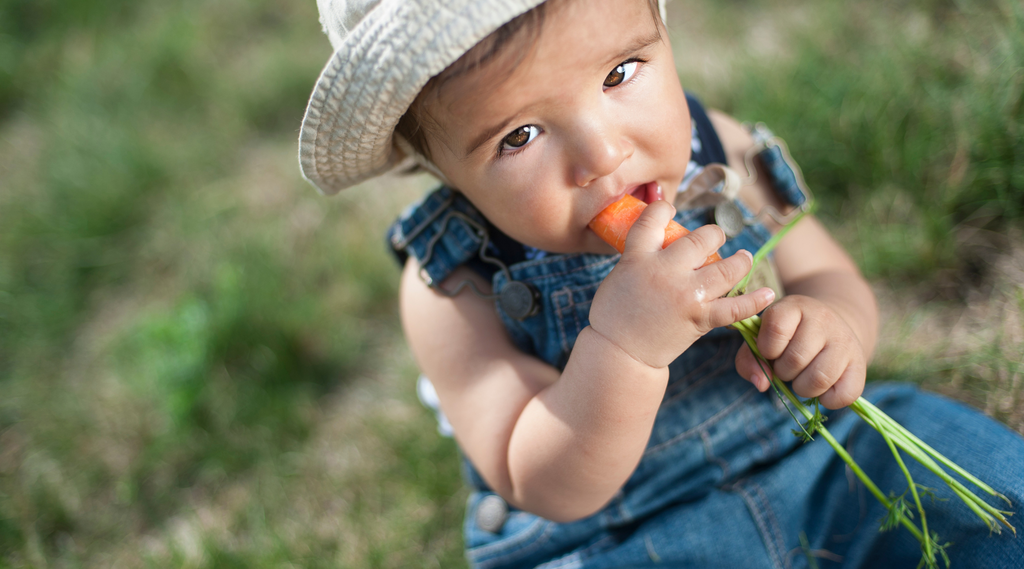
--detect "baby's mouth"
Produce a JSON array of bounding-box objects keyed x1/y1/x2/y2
[{"x1": 629, "y1": 181, "x2": 664, "y2": 204}]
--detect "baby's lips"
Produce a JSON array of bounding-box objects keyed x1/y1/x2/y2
[
  {"x1": 631, "y1": 182, "x2": 662, "y2": 204},
  {"x1": 648, "y1": 183, "x2": 664, "y2": 203},
  {"x1": 626, "y1": 182, "x2": 663, "y2": 205}
]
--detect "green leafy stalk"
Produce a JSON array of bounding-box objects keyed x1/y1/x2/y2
[
  {"x1": 733, "y1": 318, "x2": 811, "y2": 440},
  {"x1": 730, "y1": 207, "x2": 811, "y2": 297},
  {"x1": 850, "y1": 402, "x2": 1015, "y2": 533},
  {"x1": 727, "y1": 206, "x2": 1017, "y2": 566},
  {"x1": 855, "y1": 398, "x2": 1012, "y2": 507},
  {"x1": 865, "y1": 410, "x2": 936, "y2": 564},
  {"x1": 733, "y1": 316, "x2": 927, "y2": 544}
]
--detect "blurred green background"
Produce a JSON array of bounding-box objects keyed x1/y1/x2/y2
[{"x1": 0, "y1": 0, "x2": 1020, "y2": 566}]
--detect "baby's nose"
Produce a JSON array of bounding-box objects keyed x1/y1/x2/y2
[{"x1": 572, "y1": 128, "x2": 634, "y2": 187}]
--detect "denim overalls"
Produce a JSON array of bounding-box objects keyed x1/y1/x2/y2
[{"x1": 387, "y1": 96, "x2": 1024, "y2": 568}]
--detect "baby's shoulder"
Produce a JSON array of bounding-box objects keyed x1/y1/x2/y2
[{"x1": 705, "y1": 110, "x2": 756, "y2": 174}]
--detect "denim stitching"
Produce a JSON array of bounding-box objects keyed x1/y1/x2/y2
[
  {"x1": 663, "y1": 340, "x2": 736, "y2": 403},
  {"x1": 552, "y1": 283, "x2": 598, "y2": 356},
  {"x1": 744, "y1": 401, "x2": 777, "y2": 457},
  {"x1": 731, "y1": 482, "x2": 787, "y2": 569},
  {"x1": 552, "y1": 282, "x2": 599, "y2": 306},
  {"x1": 512, "y1": 255, "x2": 619, "y2": 283},
  {"x1": 535, "y1": 535, "x2": 616, "y2": 569},
  {"x1": 471, "y1": 518, "x2": 556, "y2": 567},
  {"x1": 644, "y1": 388, "x2": 757, "y2": 456},
  {"x1": 700, "y1": 427, "x2": 731, "y2": 480},
  {"x1": 552, "y1": 288, "x2": 575, "y2": 356},
  {"x1": 750, "y1": 481, "x2": 791, "y2": 569},
  {"x1": 664, "y1": 340, "x2": 729, "y2": 397}
]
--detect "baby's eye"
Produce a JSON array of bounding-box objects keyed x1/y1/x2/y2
[
  {"x1": 501, "y1": 125, "x2": 540, "y2": 152},
  {"x1": 604, "y1": 60, "x2": 638, "y2": 88}
]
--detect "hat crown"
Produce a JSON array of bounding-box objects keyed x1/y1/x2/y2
[{"x1": 317, "y1": 0, "x2": 383, "y2": 50}]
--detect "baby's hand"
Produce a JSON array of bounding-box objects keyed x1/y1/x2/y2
[
  {"x1": 735, "y1": 295, "x2": 866, "y2": 409},
  {"x1": 589, "y1": 201, "x2": 775, "y2": 369}
]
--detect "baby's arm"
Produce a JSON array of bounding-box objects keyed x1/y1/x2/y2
[
  {"x1": 710, "y1": 111, "x2": 879, "y2": 409},
  {"x1": 400, "y1": 209, "x2": 772, "y2": 522}
]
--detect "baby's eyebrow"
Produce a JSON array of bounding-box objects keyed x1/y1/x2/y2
[
  {"x1": 465, "y1": 118, "x2": 514, "y2": 158},
  {"x1": 606, "y1": 30, "x2": 663, "y2": 67}
]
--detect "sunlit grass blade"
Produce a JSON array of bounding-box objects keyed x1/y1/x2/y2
[
  {"x1": 855, "y1": 397, "x2": 1013, "y2": 506},
  {"x1": 729, "y1": 207, "x2": 811, "y2": 297}
]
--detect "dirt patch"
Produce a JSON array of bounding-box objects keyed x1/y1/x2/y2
[{"x1": 873, "y1": 229, "x2": 1024, "y2": 433}]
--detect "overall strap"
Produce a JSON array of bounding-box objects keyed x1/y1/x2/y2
[
  {"x1": 686, "y1": 93, "x2": 728, "y2": 166},
  {"x1": 387, "y1": 186, "x2": 501, "y2": 286}
]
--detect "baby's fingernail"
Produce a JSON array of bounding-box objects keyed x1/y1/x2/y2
[
  {"x1": 739, "y1": 249, "x2": 753, "y2": 262},
  {"x1": 750, "y1": 373, "x2": 766, "y2": 391},
  {"x1": 763, "y1": 288, "x2": 776, "y2": 304}
]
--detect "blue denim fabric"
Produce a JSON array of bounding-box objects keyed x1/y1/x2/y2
[
  {"x1": 463, "y1": 382, "x2": 1024, "y2": 569},
  {"x1": 387, "y1": 98, "x2": 1024, "y2": 568}
]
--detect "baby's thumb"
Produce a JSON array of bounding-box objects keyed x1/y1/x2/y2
[
  {"x1": 622, "y1": 200, "x2": 675, "y2": 253},
  {"x1": 735, "y1": 344, "x2": 770, "y2": 392}
]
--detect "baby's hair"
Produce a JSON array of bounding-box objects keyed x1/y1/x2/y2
[{"x1": 396, "y1": 0, "x2": 663, "y2": 163}]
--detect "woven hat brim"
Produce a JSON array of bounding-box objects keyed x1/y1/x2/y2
[{"x1": 299, "y1": 0, "x2": 548, "y2": 195}]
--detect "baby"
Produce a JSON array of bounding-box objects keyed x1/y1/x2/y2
[{"x1": 299, "y1": 0, "x2": 1024, "y2": 567}]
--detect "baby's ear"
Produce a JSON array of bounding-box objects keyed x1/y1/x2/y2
[
  {"x1": 391, "y1": 133, "x2": 411, "y2": 163},
  {"x1": 391, "y1": 135, "x2": 423, "y2": 176},
  {"x1": 393, "y1": 134, "x2": 452, "y2": 185}
]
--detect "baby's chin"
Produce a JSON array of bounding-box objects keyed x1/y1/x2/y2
[
  {"x1": 518, "y1": 233, "x2": 617, "y2": 256},
  {"x1": 579, "y1": 232, "x2": 621, "y2": 256}
]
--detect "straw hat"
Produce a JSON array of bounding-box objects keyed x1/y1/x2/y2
[{"x1": 298, "y1": 0, "x2": 668, "y2": 195}]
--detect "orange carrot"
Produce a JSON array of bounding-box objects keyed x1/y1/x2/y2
[{"x1": 588, "y1": 194, "x2": 722, "y2": 266}]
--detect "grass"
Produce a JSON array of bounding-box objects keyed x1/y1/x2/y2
[{"x1": 0, "y1": 0, "x2": 1022, "y2": 566}]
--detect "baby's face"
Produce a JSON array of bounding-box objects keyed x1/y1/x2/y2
[{"x1": 422, "y1": 0, "x2": 691, "y2": 254}]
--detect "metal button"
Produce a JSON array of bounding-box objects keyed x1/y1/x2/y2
[
  {"x1": 498, "y1": 281, "x2": 541, "y2": 320},
  {"x1": 476, "y1": 494, "x2": 509, "y2": 533},
  {"x1": 714, "y1": 200, "x2": 746, "y2": 238}
]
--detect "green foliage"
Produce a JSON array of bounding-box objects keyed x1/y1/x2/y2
[
  {"x1": 791, "y1": 398, "x2": 828, "y2": 443},
  {"x1": 110, "y1": 256, "x2": 359, "y2": 523},
  {"x1": 1, "y1": 0, "x2": 1021, "y2": 566},
  {"x1": 0, "y1": 0, "x2": 436, "y2": 564},
  {"x1": 918, "y1": 531, "x2": 952, "y2": 569},
  {"x1": 702, "y1": 0, "x2": 1024, "y2": 281},
  {"x1": 882, "y1": 490, "x2": 915, "y2": 532}
]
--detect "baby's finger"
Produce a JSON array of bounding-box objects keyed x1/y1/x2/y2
[
  {"x1": 621, "y1": 200, "x2": 677, "y2": 253},
  {"x1": 755, "y1": 304, "x2": 803, "y2": 361},
  {"x1": 703, "y1": 287, "x2": 775, "y2": 332},
  {"x1": 771, "y1": 321, "x2": 826, "y2": 383},
  {"x1": 818, "y1": 361, "x2": 866, "y2": 409},
  {"x1": 665, "y1": 224, "x2": 727, "y2": 269},
  {"x1": 697, "y1": 250, "x2": 755, "y2": 298},
  {"x1": 735, "y1": 344, "x2": 770, "y2": 392},
  {"x1": 790, "y1": 344, "x2": 847, "y2": 400}
]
